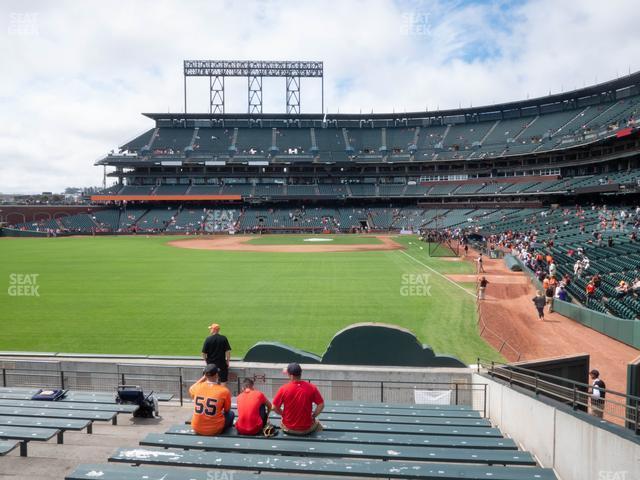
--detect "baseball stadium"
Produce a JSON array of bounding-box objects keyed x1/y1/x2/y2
[{"x1": 2, "y1": 2, "x2": 640, "y2": 479}]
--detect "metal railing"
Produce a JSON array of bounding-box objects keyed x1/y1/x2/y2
[
  {"x1": 1, "y1": 363, "x2": 488, "y2": 415},
  {"x1": 478, "y1": 359, "x2": 640, "y2": 433}
]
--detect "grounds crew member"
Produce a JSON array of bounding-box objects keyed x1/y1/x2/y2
[
  {"x1": 202, "y1": 323, "x2": 231, "y2": 386},
  {"x1": 189, "y1": 364, "x2": 234, "y2": 435},
  {"x1": 273, "y1": 362, "x2": 324, "y2": 435}
]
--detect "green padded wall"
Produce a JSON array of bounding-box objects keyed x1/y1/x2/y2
[{"x1": 243, "y1": 323, "x2": 466, "y2": 368}]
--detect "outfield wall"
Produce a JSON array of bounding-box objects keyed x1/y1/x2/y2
[
  {"x1": 474, "y1": 373, "x2": 640, "y2": 480},
  {"x1": 553, "y1": 299, "x2": 640, "y2": 349}
]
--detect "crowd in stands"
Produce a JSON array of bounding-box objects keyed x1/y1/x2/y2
[{"x1": 483, "y1": 204, "x2": 640, "y2": 319}]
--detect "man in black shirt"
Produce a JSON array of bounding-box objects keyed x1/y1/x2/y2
[
  {"x1": 202, "y1": 323, "x2": 232, "y2": 386},
  {"x1": 532, "y1": 291, "x2": 546, "y2": 320}
]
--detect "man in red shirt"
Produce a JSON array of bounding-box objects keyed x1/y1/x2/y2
[
  {"x1": 235, "y1": 378, "x2": 272, "y2": 435},
  {"x1": 272, "y1": 363, "x2": 324, "y2": 435}
]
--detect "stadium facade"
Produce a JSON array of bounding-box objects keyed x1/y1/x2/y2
[{"x1": 93, "y1": 70, "x2": 640, "y2": 205}]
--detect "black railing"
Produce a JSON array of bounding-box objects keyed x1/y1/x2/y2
[
  {"x1": 0, "y1": 363, "x2": 488, "y2": 415},
  {"x1": 478, "y1": 358, "x2": 640, "y2": 433}
]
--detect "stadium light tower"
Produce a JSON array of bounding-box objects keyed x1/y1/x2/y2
[{"x1": 183, "y1": 60, "x2": 324, "y2": 115}]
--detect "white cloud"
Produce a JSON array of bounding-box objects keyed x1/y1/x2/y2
[{"x1": 0, "y1": 0, "x2": 638, "y2": 193}]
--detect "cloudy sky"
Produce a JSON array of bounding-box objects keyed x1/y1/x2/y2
[{"x1": 1, "y1": 0, "x2": 639, "y2": 194}]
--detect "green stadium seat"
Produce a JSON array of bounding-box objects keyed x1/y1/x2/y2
[
  {"x1": 0, "y1": 415, "x2": 92, "y2": 436},
  {"x1": 0, "y1": 425, "x2": 59, "y2": 456},
  {"x1": 0, "y1": 405, "x2": 116, "y2": 422},
  {"x1": 266, "y1": 412, "x2": 485, "y2": 426},
  {"x1": 171, "y1": 424, "x2": 510, "y2": 445},
  {"x1": 186, "y1": 417, "x2": 497, "y2": 436},
  {"x1": 66, "y1": 463, "x2": 365, "y2": 480},
  {"x1": 140, "y1": 432, "x2": 535, "y2": 465},
  {"x1": 321, "y1": 404, "x2": 474, "y2": 414},
  {"x1": 109, "y1": 447, "x2": 557, "y2": 479},
  {"x1": 0, "y1": 398, "x2": 138, "y2": 414},
  {"x1": 63, "y1": 391, "x2": 174, "y2": 403},
  {"x1": 0, "y1": 439, "x2": 20, "y2": 456}
]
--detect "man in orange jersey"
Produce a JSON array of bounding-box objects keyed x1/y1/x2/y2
[
  {"x1": 189, "y1": 364, "x2": 234, "y2": 435},
  {"x1": 235, "y1": 378, "x2": 272, "y2": 435}
]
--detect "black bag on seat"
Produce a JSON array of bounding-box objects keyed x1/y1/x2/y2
[
  {"x1": 116, "y1": 385, "x2": 158, "y2": 418},
  {"x1": 31, "y1": 389, "x2": 67, "y2": 401}
]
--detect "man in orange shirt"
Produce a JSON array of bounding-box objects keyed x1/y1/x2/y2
[
  {"x1": 189, "y1": 364, "x2": 234, "y2": 435},
  {"x1": 235, "y1": 378, "x2": 272, "y2": 435}
]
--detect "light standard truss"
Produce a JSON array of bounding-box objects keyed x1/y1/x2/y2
[{"x1": 183, "y1": 60, "x2": 323, "y2": 114}]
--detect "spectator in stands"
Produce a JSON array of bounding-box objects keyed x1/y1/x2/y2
[
  {"x1": 589, "y1": 369, "x2": 606, "y2": 419},
  {"x1": 574, "y1": 260, "x2": 584, "y2": 278},
  {"x1": 532, "y1": 291, "x2": 546, "y2": 320},
  {"x1": 201, "y1": 323, "x2": 232, "y2": 386},
  {"x1": 272, "y1": 363, "x2": 324, "y2": 436},
  {"x1": 235, "y1": 378, "x2": 272, "y2": 436},
  {"x1": 478, "y1": 276, "x2": 489, "y2": 300},
  {"x1": 548, "y1": 261, "x2": 557, "y2": 278},
  {"x1": 586, "y1": 281, "x2": 596, "y2": 304},
  {"x1": 545, "y1": 280, "x2": 556, "y2": 312},
  {"x1": 542, "y1": 276, "x2": 550, "y2": 293},
  {"x1": 189, "y1": 364, "x2": 234, "y2": 435},
  {"x1": 615, "y1": 281, "x2": 629, "y2": 297},
  {"x1": 591, "y1": 274, "x2": 602, "y2": 289},
  {"x1": 631, "y1": 277, "x2": 640, "y2": 295},
  {"x1": 555, "y1": 283, "x2": 568, "y2": 302}
]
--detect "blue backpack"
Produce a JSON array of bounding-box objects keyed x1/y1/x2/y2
[{"x1": 31, "y1": 389, "x2": 67, "y2": 401}]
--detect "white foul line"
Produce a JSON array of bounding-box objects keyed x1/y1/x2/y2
[{"x1": 398, "y1": 249, "x2": 477, "y2": 298}]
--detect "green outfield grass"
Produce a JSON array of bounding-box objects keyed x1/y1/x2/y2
[
  {"x1": 0, "y1": 235, "x2": 502, "y2": 363},
  {"x1": 245, "y1": 234, "x2": 383, "y2": 245}
]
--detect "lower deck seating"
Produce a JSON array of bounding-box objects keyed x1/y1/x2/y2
[{"x1": 67, "y1": 400, "x2": 556, "y2": 480}]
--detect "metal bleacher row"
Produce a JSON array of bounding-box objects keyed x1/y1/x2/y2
[
  {"x1": 66, "y1": 399, "x2": 557, "y2": 480},
  {"x1": 0, "y1": 387, "x2": 172, "y2": 457}
]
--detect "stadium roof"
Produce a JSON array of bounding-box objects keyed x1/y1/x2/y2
[{"x1": 143, "y1": 70, "x2": 640, "y2": 122}]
